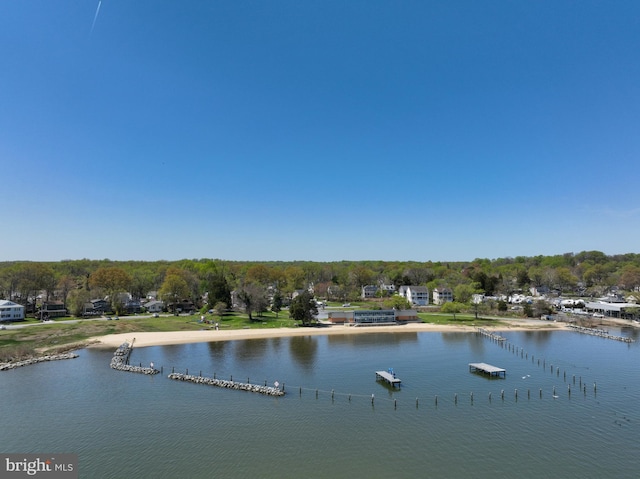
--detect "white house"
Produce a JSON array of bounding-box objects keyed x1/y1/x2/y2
[
  {"x1": 144, "y1": 300, "x2": 164, "y2": 313},
  {"x1": 399, "y1": 286, "x2": 429, "y2": 306},
  {"x1": 433, "y1": 288, "x2": 453, "y2": 305},
  {"x1": 0, "y1": 300, "x2": 26, "y2": 321}
]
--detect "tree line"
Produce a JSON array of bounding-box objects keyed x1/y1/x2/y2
[{"x1": 0, "y1": 251, "x2": 639, "y2": 318}]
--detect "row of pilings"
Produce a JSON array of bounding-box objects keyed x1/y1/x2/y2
[
  {"x1": 567, "y1": 324, "x2": 635, "y2": 342},
  {"x1": 110, "y1": 341, "x2": 160, "y2": 375},
  {"x1": 476, "y1": 327, "x2": 507, "y2": 342},
  {"x1": 476, "y1": 327, "x2": 599, "y2": 395},
  {"x1": 0, "y1": 352, "x2": 79, "y2": 371},
  {"x1": 168, "y1": 372, "x2": 285, "y2": 396}
]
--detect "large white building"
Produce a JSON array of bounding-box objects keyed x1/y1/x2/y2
[
  {"x1": 398, "y1": 286, "x2": 429, "y2": 306},
  {"x1": 0, "y1": 300, "x2": 26, "y2": 322}
]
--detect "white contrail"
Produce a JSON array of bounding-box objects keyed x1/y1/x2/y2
[{"x1": 90, "y1": 1, "x2": 102, "y2": 34}]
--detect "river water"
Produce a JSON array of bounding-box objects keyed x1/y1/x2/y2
[{"x1": 1, "y1": 327, "x2": 638, "y2": 478}]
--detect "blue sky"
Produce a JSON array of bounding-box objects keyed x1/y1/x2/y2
[{"x1": 1, "y1": 1, "x2": 639, "y2": 262}]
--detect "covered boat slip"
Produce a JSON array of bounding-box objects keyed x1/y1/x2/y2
[{"x1": 469, "y1": 362, "x2": 506, "y2": 378}]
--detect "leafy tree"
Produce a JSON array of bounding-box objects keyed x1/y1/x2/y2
[
  {"x1": 556, "y1": 267, "x2": 578, "y2": 292},
  {"x1": 523, "y1": 303, "x2": 534, "y2": 317},
  {"x1": 56, "y1": 274, "x2": 77, "y2": 309},
  {"x1": 441, "y1": 301, "x2": 464, "y2": 320},
  {"x1": 384, "y1": 295, "x2": 411, "y2": 310},
  {"x1": 271, "y1": 290, "x2": 283, "y2": 318},
  {"x1": 289, "y1": 291, "x2": 318, "y2": 326},
  {"x1": 236, "y1": 283, "x2": 267, "y2": 321},
  {"x1": 89, "y1": 267, "x2": 132, "y2": 309},
  {"x1": 349, "y1": 265, "x2": 374, "y2": 289},
  {"x1": 532, "y1": 299, "x2": 553, "y2": 317},
  {"x1": 16, "y1": 263, "x2": 55, "y2": 306},
  {"x1": 245, "y1": 264, "x2": 273, "y2": 286},
  {"x1": 214, "y1": 301, "x2": 227, "y2": 321},
  {"x1": 159, "y1": 274, "x2": 190, "y2": 313},
  {"x1": 620, "y1": 265, "x2": 640, "y2": 291},
  {"x1": 454, "y1": 282, "x2": 481, "y2": 304},
  {"x1": 203, "y1": 271, "x2": 232, "y2": 309},
  {"x1": 284, "y1": 266, "x2": 306, "y2": 292},
  {"x1": 66, "y1": 288, "x2": 92, "y2": 317}
]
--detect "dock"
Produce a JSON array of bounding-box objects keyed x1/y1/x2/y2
[
  {"x1": 469, "y1": 362, "x2": 506, "y2": 378},
  {"x1": 375, "y1": 370, "x2": 401, "y2": 388}
]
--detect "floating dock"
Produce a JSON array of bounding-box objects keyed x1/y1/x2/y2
[
  {"x1": 375, "y1": 370, "x2": 401, "y2": 388},
  {"x1": 469, "y1": 362, "x2": 506, "y2": 378}
]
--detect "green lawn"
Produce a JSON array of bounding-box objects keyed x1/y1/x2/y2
[
  {"x1": 418, "y1": 312, "x2": 507, "y2": 327},
  {"x1": 0, "y1": 311, "x2": 299, "y2": 361}
]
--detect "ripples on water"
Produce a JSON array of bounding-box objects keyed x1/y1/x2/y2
[{"x1": 1, "y1": 329, "x2": 638, "y2": 478}]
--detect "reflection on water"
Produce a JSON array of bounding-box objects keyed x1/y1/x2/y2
[
  {"x1": 289, "y1": 335, "x2": 317, "y2": 371},
  {"x1": 327, "y1": 331, "x2": 418, "y2": 346}
]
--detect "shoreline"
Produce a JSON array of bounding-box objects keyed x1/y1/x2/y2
[{"x1": 88, "y1": 320, "x2": 569, "y2": 349}]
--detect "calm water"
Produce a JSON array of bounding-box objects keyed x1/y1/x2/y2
[{"x1": 1, "y1": 328, "x2": 638, "y2": 478}]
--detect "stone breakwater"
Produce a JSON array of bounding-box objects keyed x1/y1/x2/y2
[
  {"x1": 110, "y1": 342, "x2": 160, "y2": 375},
  {"x1": 568, "y1": 324, "x2": 635, "y2": 343},
  {"x1": 0, "y1": 353, "x2": 79, "y2": 371},
  {"x1": 168, "y1": 372, "x2": 285, "y2": 396}
]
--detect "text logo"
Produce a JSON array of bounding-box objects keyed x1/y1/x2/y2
[{"x1": 1, "y1": 454, "x2": 77, "y2": 479}]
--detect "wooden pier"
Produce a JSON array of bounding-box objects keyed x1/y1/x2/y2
[
  {"x1": 375, "y1": 370, "x2": 401, "y2": 388},
  {"x1": 469, "y1": 362, "x2": 506, "y2": 378}
]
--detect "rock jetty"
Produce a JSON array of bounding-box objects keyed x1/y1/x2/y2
[
  {"x1": 110, "y1": 342, "x2": 160, "y2": 375},
  {"x1": 0, "y1": 352, "x2": 79, "y2": 371},
  {"x1": 568, "y1": 324, "x2": 635, "y2": 343},
  {"x1": 168, "y1": 372, "x2": 285, "y2": 396}
]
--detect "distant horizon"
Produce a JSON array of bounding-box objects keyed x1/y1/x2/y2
[{"x1": 2, "y1": 249, "x2": 637, "y2": 265}]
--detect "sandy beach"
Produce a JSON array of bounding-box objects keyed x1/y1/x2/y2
[{"x1": 90, "y1": 319, "x2": 568, "y2": 349}]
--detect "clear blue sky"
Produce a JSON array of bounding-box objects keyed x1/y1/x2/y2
[{"x1": 1, "y1": 1, "x2": 639, "y2": 262}]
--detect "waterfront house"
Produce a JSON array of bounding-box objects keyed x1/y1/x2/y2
[
  {"x1": 398, "y1": 286, "x2": 429, "y2": 306},
  {"x1": 361, "y1": 285, "x2": 378, "y2": 299},
  {"x1": 433, "y1": 288, "x2": 453, "y2": 305},
  {"x1": 0, "y1": 300, "x2": 26, "y2": 322},
  {"x1": 40, "y1": 301, "x2": 67, "y2": 319},
  {"x1": 144, "y1": 300, "x2": 164, "y2": 313}
]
